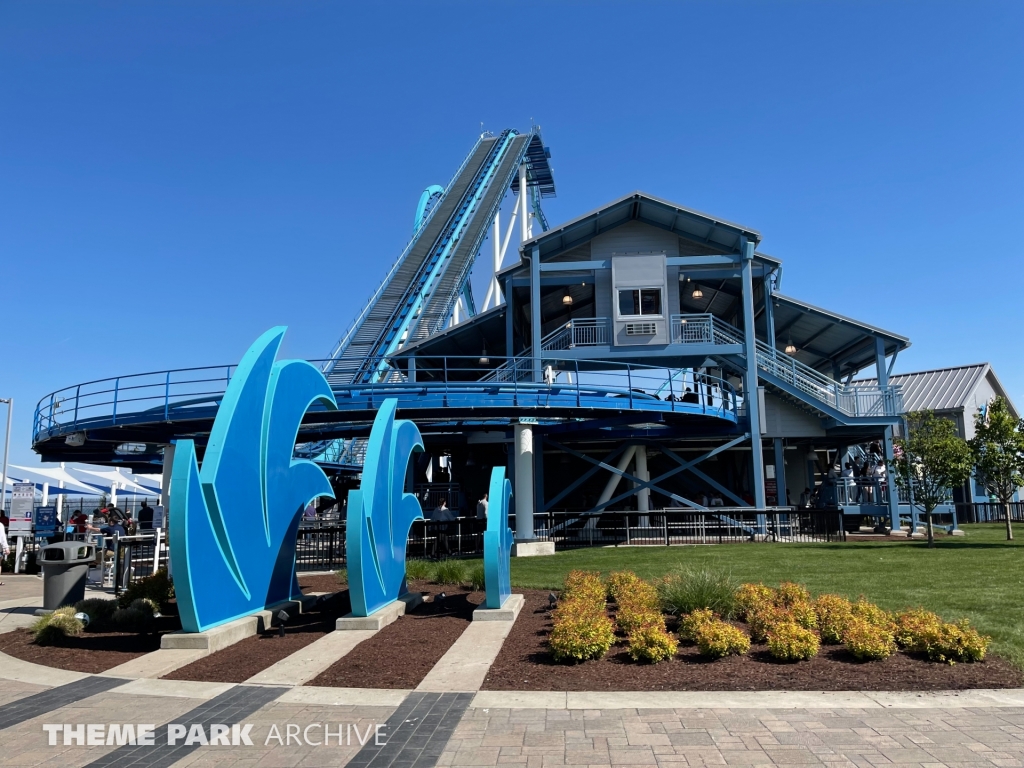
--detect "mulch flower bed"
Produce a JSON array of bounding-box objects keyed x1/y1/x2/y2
[
  {"x1": 308, "y1": 581, "x2": 483, "y2": 690},
  {"x1": 482, "y1": 590, "x2": 1024, "y2": 691},
  {"x1": 0, "y1": 614, "x2": 182, "y2": 674},
  {"x1": 163, "y1": 576, "x2": 350, "y2": 683}
]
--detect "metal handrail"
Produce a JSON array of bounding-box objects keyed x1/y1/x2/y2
[
  {"x1": 670, "y1": 314, "x2": 744, "y2": 346},
  {"x1": 541, "y1": 318, "x2": 608, "y2": 350},
  {"x1": 34, "y1": 356, "x2": 742, "y2": 443}
]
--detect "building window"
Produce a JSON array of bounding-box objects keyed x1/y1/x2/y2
[{"x1": 618, "y1": 288, "x2": 662, "y2": 317}]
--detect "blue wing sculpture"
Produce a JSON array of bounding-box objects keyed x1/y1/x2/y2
[
  {"x1": 169, "y1": 327, "x2": 337, "y2": 633},
  {"x1": 347, "y1": 398, "x2": 426, "y2": 617},
  {"x1": 483, "y1": 467, "x2": 513, "y2": 609}
]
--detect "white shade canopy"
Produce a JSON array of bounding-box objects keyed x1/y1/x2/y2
[
  {"x1": 73, "y1": 467, "x2": 155, "y2": 495},
  {"x1": 9, "y1": 465, "x2": 101, "y2": 494}
]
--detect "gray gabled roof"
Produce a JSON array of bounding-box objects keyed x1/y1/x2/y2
[
  {"x1": 858, "y1": 363, "x2": 1018, "y2": 418},
  {"x1": 517, "y1": 191, "x2": 763, "y2": 262}
]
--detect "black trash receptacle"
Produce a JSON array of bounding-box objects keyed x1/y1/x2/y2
[{"x1": 40, "y1": 542, "x2": 95, "y2": 610}]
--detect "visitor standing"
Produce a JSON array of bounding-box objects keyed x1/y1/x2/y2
[
  {"x1": 138, "y1": 501, "x2": 154, "y2": 531},
  {"x1": 476, "y1": 494, "x2": 488, "y2": 519}
]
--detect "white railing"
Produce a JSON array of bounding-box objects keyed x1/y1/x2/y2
[
  {"x1": 541, "y1": 318, "x2": 609, "y2": 351},
  {"x1": 670, "y1": 314, "x2": 744, "y2": 346}
]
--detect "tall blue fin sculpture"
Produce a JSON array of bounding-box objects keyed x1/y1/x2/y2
[
  {"x1": 170, "y1": 327, "x2": 337, "y2": 633},
  {"x1": 347, "y1": 398, "x2": 425, "y2": 617},
  {"x1": 483, "y1": 467, "x2": 513, "y2": 609}
]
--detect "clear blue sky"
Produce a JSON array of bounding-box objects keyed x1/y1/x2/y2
[{"x1": 1, "y1": 2, "x2": 1022, "y2": 468}]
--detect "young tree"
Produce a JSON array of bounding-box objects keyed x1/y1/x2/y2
[
  {"x1": 969, "y1": 397, "x2": 1024, "y2": 541},
  {"x1": 890, "y1": 411, "x2": 973, "y2": 548}
]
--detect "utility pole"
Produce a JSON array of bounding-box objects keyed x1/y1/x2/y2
[{"x1": 0, "y1": 398, "x2": 11, "y2": 516}]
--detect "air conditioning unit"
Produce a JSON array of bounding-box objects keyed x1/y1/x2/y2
[{"x1": 625, "y1": 322, "x2": 657, "y2": 336}]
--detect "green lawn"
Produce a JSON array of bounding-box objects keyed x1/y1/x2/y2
[{"x1": 508, "y1": 524, "x2": 1024, "y2": 668}]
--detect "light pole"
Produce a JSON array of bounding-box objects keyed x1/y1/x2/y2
[{"x1": 0, "y1": 398, "x2": 11, "y2": 516}]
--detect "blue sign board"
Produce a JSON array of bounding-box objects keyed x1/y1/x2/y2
[{"x1": 35, "y1": 506, "x2": 57, "y2": 536}]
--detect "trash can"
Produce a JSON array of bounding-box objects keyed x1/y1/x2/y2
[{"x1": 41, "y1": 542, "x2": 95, "y2": 610}]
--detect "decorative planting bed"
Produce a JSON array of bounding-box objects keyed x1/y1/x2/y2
[
  {"x1": 482, "y1": 576, "x2": 1024, "y2": 692},
  {"x1": 308, "y1": 581, "x2": 483, "y2": 689},
  {"x1": 163, "y1": 584, "x2": 351, "y2": 683}
]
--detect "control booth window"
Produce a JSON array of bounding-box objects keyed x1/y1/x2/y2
[{"x1": 618, "y1": 288, "x2": 662, "y2": 317}]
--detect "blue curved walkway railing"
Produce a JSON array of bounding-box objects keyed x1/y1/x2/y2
[{"x1": 33, "y1": 357, "x2": 741, "y2": 444}]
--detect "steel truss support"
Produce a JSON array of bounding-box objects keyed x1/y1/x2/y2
[
  {"x1": 544, "y1": 434, "x2": 750, "y2": 515},
  {"x1": 481, "y1": 199, "x2": 522, "y2": 312}
]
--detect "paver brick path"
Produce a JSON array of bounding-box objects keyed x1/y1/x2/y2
[{"x1": 441, "y1": 706, "x2": 1024, "y2": 767}]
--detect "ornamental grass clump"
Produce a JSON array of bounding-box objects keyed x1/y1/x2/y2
[
  {"x1": 734, "y1": 583, "x2": 775, "y2": 620},
  {"x1": 813, "y1": 594, "x2": 854, "y2": 644},
  {"x1": 627, "y1": 625, "x2": 678, "y2": 663},
  {"x1": 658, "y1": 566, "x2": 738, "y2": 618},
  {"x1": 405, "y1": 559, "x2": 434, "y2": 581},
  {"x1": 766, "y1": 622, "x2": 820, "y2": 662},
  {"x1": 920, "y1": 619, "x2": 990, "y2": 664},
  {"x1": 893, "y1": 608, "x2": 944, "y2": 653},
  {"x1": 844, "y1": 618, "x2": 897, "y2": 661},
  {"x1": 695, "y1": 620, "x2": 750, "y2": 659},
  {"x1": 432, "y1": 559, "x2": 469, "y2": 585},
  {"x1": 32, "y1": 607, "x2": 84, "y2": 646},
  {"x1": 466, "y1": 563, "x2": 486, "y2": 592},
  {"x1": 678, "y1": 608, "x2": 716, "y2": 641}
]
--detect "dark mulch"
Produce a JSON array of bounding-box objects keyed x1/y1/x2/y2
[
  {"x1": 308, "y1": 581, "x2": 483, "y2": 690},
  {"x1": 298, "y1": 573, "x2": 348, "y2": 595},
  {"x1": 164, "y1": 588, "x2": 351, "y2": 683},
  {"x1": 482, "y1": 590, "x2": 1024, "y2": 692},
  {"x1": 0, "y1": 615, "x2": 182, "y2": 674}
]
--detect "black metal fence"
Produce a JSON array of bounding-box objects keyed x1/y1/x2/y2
[
  {"x1": 290, "y1": 508, "x2": 844, "y2": 573},
  {"x1": 113, "y1": 534, "x2": 169, "y2": 593},
  {"x1": 955, "y1": 502, "x2": 1024, "y2": 524}
]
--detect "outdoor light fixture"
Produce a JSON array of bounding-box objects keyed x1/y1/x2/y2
[
  {"x1": 562, "y1": 289, "x2": 573, "y2": 306},
  {"x1": 478, "y1": 342, "x2": 489, "y2": 366},
  {"x1": 785, "y1": 339, "x2": 797, "y2": 355},
  {"x1": 548, "y1": 592, "x2": 558, "y2": 608},
  {"x1": 691, "y1": 286, "x2": 703, "y2": 300},
  {"x1": 276, "y1": 609, "x2": 290, "y2": 638}
]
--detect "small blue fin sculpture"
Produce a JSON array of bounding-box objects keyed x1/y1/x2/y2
[
  {"x1": 483, "y1": 467, "x2": 514, "y2": 609},
  {"x1": 170, "y1": 327, "x2": 337, "y2": 633},
  {"x1": 347, "y1": 399, "x2": 425, "y2": 617}
]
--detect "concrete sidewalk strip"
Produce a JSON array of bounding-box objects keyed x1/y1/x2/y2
[
  {"x1": 100, "y1": 647, "x2": 209, "y2": 679},
  {"x1": 0, "y1": 648, "x2": 91, "y2": 687},
  {"x1": 107, "y1": 677, "x2": 235, "y2": 700},
  {"x1": 245, "y1": 628, "x2": 378, "y2": 686},
  {"x1": 471, "y1": 690, "x2": 569, "y2": 709},
  {"x1": 277, "y1": 685, "x2": 411, "y2": 706},
  {"x1": 417, "y1": 616, "x2": 519, "y2": 692}
]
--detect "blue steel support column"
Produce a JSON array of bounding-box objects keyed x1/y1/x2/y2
[
  {"x1": 763, "y1": 276, "x2": 776, "y2": 351},
  {"x1": 876, "y1": 336, "x2": 901, "y2": 533},
  {"x1": 741, "y1": 238, "x2": 767, "y2": 513},
  {"x1": 530, "y1": 245, "x2": 542, "y2": 382},
  {"x1": 773, "y1": 438, "x2": 787, "y2": 507},
  {"x1": 505, "y1": 277, "x2": 514, "y2": 361}
]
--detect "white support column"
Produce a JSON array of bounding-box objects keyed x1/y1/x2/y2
[
  {"x1": 589, "y1": 445, "x2": 638, "y2": 530},
  {"x1": 635, "y1": 445, "x2": 650, "y2": 528},
  {"x1": 110, "y1": 482, "x2": 118, "y2": 509},
  {"x1": 514, "y1": 422, "x2": 534, "y2": 540},
  {"x1": 161, "y1": 443, "x2": 175, "y2": 577},
  {"x1": 41, "y1": 482, "x2": 49, "y2": 507},
  {"x1": 519, "y1": 164, "x2": 529, "y2": 244}
]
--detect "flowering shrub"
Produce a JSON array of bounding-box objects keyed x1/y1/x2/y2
[
  {"x1": 850, "y1": 598, "x2": 894, "y2": 632},
  {"x1": 606, "y1": 571, "x2": 642, "y2": 602},
  {"x1": 734, "y1": 583, "x2": 775, "y2": 620},
  {"x1": 616, "y1": 609, "x2": 663, "y2": 635},
  {"x1": 695, "y1": 620, "x2": 751, "y2": 659},
  {"x1": 844, "y1": 617, "x2": 897, "y2": 660},
  {"x1": 921, "y1": 620, "x2": 990, "y2": 664},
  {"x1": 775, "y1": 582, "x2": 811, "y2": 608},
  {"x1": 561, "y1": 571, "x2": 606, "y2": 605},
  {"x1": 766, "y1": 622, "x2": 819, "y2": 661},
  {"x1": 627, "y1": 625, "x2": 679, "y2": 663},
  {"x1": 747, "y1": 604, "x2": 791, "y2": 642},
  {"x1": 893, "y1": 608, "x2": 943, "y2": 652},
  {"x1": 678, "y1": 608, "x2": 716, "y2": 641},
  {"x1": 788, "y1": 600, "x2": 819, "y2": 631},
  {"x1": 549, "y1": 609, "x2": 616, "y2": 663},
  {"x1": 32, "y1": 606, "x2": 85, "y2": 646},
  {"x1": 813, "y1": 594, "x2": 854, "y2": 644}
]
